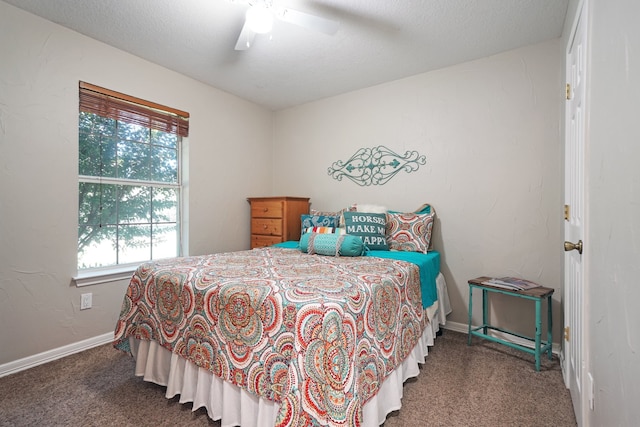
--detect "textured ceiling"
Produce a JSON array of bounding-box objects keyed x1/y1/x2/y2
[{"x1": 3, "y1": 0, "x2": 569, "y2": 110}]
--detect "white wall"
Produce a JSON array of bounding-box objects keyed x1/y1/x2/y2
[
  {"x1": 0, "y1": 0, "x2": 571, "y2": 378},
  {"x1": 582, "y1": 0, "x2": 640, "y2": 424},
  {"x1": 0, "y1": 2, "x2": 273, "y2": 366},
  {"x1": 4, "y1": 1, "x2": 638, "y2": 422},
  {"x1": 273, "y1": 40, "x2": 565, "y2": 340}
]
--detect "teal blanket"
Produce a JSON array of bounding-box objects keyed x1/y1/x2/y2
[{"x1": 271, "y1": 241, "x2": 440, "y2": 308}]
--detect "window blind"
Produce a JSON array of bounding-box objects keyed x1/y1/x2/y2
[{"x1": 79, "y1": 82, "x2": 189, "y2": 137}]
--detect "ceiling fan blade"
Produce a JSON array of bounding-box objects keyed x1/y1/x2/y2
[
  {"x1": 235, "y1": 21, "x2": 256, "y2": 50},
  {"x1": 275, "y1": 7, "x2": 339, "y2": 35}
]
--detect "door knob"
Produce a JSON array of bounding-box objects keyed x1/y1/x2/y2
[{"x1": 564, "y1": 240, "x2": 583, "y2": 254}]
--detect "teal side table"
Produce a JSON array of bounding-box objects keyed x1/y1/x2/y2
[{"x1": 467, "y1": 276, "x2": 554, "y2": 371}]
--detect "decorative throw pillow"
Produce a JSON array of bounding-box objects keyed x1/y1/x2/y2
[
  {"x1": 303, "y1": 226, "x2": 347, "y2": 235},
  {"x1": 342, "y1": 211, "x2": 389, "y2": 251},
  {"x1": 300, "y1": 214, "x2": 339, "y2": 235},
  {"x1": 312, "y1": 207, "x2": 355, "y2": 227},
  {"x1": 386, "y1": 212, "x2": 435, "y2": 253},
  {"x1": 299, "y1": 232, "x2": 366, "y2": 257}
]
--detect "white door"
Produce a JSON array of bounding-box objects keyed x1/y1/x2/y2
[{"x1": 564, "y1": 1, "x2": 588, "y2": 425}]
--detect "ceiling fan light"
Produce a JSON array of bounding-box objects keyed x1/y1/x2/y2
[{"x1": 246, "y1": 6, "x2": 273, "y2": 34}]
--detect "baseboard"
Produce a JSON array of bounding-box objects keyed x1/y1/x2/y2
[
  {"x1": 0, "y1": 322, "x2": 562, "y2": 378},
  {"x1": 442, "y1": 320, "x2": 561, "y2": 355},
  {"x1": 0, "y1": 332, "x2": 114, "y2": 378},
  {"x1": 441, "y1": 320, "x2": 469, "y2": 334},
  {"x1": 559, "y1": 349, "x2": 570, "y2": 388}
]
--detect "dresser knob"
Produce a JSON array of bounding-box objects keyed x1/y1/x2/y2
[
  {"x1": 263, "y1": 208, "x2": 268, "y2": 212},
  {"x1": 263, "y1": 224, "x2": 268, "y2": 229}
]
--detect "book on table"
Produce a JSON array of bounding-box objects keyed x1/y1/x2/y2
[{"x1": 481, "y1": 277, "x2": 542, "y2": 291}]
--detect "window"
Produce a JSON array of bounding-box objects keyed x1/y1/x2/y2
[{"x1": 77, "y1": 82, "x2": 189, "y2": 271}]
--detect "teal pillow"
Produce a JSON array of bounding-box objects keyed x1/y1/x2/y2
[
  {"x1": 299, "y1": 232, "x2": 366, "y2": 257},
  {"x1": 388, "y1": 203, "x2": 432, "y2": 215},
  {"x1": 342, "y1": 211, "x2": 389, "y2": 251}
]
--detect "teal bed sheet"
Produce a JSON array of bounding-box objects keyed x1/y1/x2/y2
[{"x1": 271, "y1": 241, "x2": 440, "y2": 309}]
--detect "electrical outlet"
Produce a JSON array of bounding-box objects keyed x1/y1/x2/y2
[{"x1": 80, "y1": 293, "x2": 92, "y2": 310}]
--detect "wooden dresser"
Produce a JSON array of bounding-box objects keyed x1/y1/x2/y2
[{"x1": 247, "y1": 196, "x2": 310, "y2": 249}]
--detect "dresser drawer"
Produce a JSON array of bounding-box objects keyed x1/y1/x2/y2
[
  {"x1": 247, "y1": 196, "x2": 310, "y2": 249},
  {"x1": 250, "y1": 201, "x2": 283, "y2": 218},
  {"x1": 251, "y1": 218, "x2": 282, "y2": 236},
  {"x1": 251, "y1": 235, "x2": 283, "y2": 248}
]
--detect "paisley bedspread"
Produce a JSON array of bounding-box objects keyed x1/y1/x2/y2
[{"x1": 113, "y1": 247, "x2": 427, "y2": 426}]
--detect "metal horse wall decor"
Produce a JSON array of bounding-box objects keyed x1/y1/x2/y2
[{"x1": 328, "y1": 145, "x2": 426, "y2": 186}]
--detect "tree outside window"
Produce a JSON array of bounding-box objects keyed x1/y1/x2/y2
[{"x1": 78, "y1": 83, "x2": 188, "y2": 270}]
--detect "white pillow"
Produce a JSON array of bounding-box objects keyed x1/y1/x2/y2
[{"x1": 354, "y1": 203, "x2": 388, "y2": 214}]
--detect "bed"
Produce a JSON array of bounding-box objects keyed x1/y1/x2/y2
[{"x1": 113, "y1": 244, "x2": 450, "y2": 427}]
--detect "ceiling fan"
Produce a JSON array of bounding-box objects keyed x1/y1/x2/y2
[{"x1": 231, "y1": 0, "x2": 340, "y2": 50}]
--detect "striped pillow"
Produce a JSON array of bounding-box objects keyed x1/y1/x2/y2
[
  {"x1": 303, "y1": 226, "x2": 347, "y2": 235},
  {"x1": 300, "y1": 214, "x2": 339, "y2": 235}
]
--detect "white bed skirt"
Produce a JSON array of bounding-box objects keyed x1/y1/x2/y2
[{"x1": 130, "y1": 273, "x2": 450, "y2": 427}]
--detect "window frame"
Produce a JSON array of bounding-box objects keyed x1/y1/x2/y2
[{"x1": 74, "y1": 82, "x2": 189, "y2": 286}]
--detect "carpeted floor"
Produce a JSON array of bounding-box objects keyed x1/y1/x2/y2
[{"x1": 0, "y1": 330, "x2": 576, "y2": 426}]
